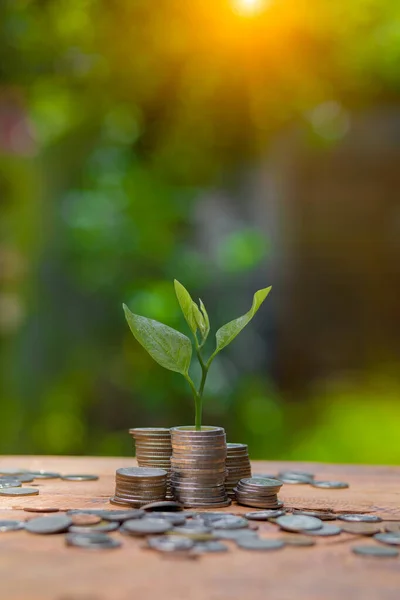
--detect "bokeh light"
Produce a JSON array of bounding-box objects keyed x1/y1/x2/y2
[{"x1": 231, "y1": 0, "x2": 269, "y2": 16}]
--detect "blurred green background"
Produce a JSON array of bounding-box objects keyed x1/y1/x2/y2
[{"x1": 1, "y1": 0, "x2": 400, "y2": 463}]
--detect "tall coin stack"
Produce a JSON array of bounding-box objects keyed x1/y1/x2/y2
[
  {"x1": 111, "y1": 467, "x2": 167, "y2": 507},
  {"x1": 225, "y1": 443, "x2": 252, "y2": 498},
  {"x1": 130, "y1": 428, "x2": 173, "y2": 500},
  {"x1": 234, "y1": 477, "x2": 283, "y2": 509},
  {"x1": 170, "y1": 426, "x2": 230, "y2": 508}
]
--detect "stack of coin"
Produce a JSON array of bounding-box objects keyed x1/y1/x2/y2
[
  {"x1": 111, "y1": 467, "x2": 167, "y2": 507},
  {"x1": 234, "y1": 477, "x2": 283, "y2": 509},
  {"x1": 225, "y1": 443, "x2": 252, "y2": 498},
  {"x1": 130, "y1": 428, "x2": 173, "y2": 500},
  {"x1": 170, "y1": 426, "x2": 230, "y2": 508}
]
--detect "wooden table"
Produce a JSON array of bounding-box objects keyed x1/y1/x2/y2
[{"x1": 0, "y1": 456, "x2": 399, "y2": 600}]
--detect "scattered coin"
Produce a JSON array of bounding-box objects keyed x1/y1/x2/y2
[
  {"x1": 142, "y1": 501, "x2": 183, "y2": 512},
  {"x1": 237, "y1": 538, "x2": 285, "y2": 551},
  {"x1": 61, "y1": 475, "x2": 99, "y2": 482},
  {"x1": 385, "y1": 522, "x2": 400, "y2": 533},
  {"x1": 277, "y1": 474, "x2": 313, "y2": 484},
  {"x1": 0, "y1": 481, "x2": 22, "y2": 489},
  {"x1": 341, "y1": 522, "x2": 383, "y2": 536},
  {"x1": 312, "y1": 481, "x2": 349, "y2": 489},
  {"x1": 338, "y1": 514, "x2": 382, "y2": 523},
  {"x1": 293, "y1": 510, "x2": 337, "y2": 521},
  {"x1": 191, "y1": 541, "x2": 229, "y2": 553},
  {"x1": 29, "y1": 471, "x2": 61, "y2": 479},
  {"x1": 14, "y1": 474, "x2": 35, "y2": 483},
  {"x1": 147, "y1": 535, "x2": 194, "y2": 552},
  {"x1": 210, "y1": 516, "x2": 249, "y2": 530},
  {"x1": 0, "y1": 487, "x2": 39, "y2": 496},
  {"x1": 66, "y1": 532, "x2": 121, "y2": 550},
  {"x1": 122, "y1": 518, "x2": 172, "y2": 536},
  {"x1": 100, "y1": 510, "x2": 145, "y2": 522},
  {"x1": 252, "y1": 474, "x2": 277, "y2": 479},
  {"x1": 172, "y1": 524, "x2": 212, "y2": 535},
  {"x1": 0, "y1": 520, "x2": 25, "y2": 532},
  {"x1": 352, "y1": 545, "x2": 399, "y2": 558},
  {"x1": 276, "y1": 515, "x2": 323, "y2": 532},
  {"x1": 374, "y1": 532, "x2": 400, "y2": 546},
  {"x1": 281, "y1": 535, "x2": 316, "y2": 546},
  {"x1": 70, "y1": 514, "x2": 102, "y2": 526},
  {"x1": 23, "y1": 507, "x2": 60, "y2": 513},
  {"x1": 245, "y1": 510, "x2": 286, "y2": 520},
  {"x1": 69, "y1": 521, "x2": 119, "y2": 534},
  {"x1": 25, "y1": 515, "x2": 72, "y2": 534},
  {"x1": 303, "y1": 524, "x2": 342, "y2": 537},
  {"x1": 66, "y1": 509, "x2": 106, "y2": 516},
  {"x1": 278, "y1": 470, "x2": 314, "y2": 480},
  {"x1": 212, "y1": 529, "x2": 258, "y2": 541},
  {"x1": 146, "y1": 512, "x2": 186, "y2": 526}
]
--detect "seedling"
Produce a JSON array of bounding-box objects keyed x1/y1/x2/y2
[{"x1": 123, "y1": 280, "x2": 271, "y2": 430}]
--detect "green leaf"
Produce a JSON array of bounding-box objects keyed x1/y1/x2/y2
[
  {"x1": 210, "y1": 286, "x2": 272, "y2": 360},
  {"x1": 123, "y1": 304, "x2": 192, "y2": 375},
  {"x1": 199, "y1": 299, "x2": 210, "y2": 340},
  {"x1": 192, "y1": 301, "x2": 206, "y2": 338},
  {"x1": 174, "y1": 279, "x2": 197, "y2": 336}
]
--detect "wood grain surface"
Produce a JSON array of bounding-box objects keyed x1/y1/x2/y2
[{"x1": 0, "y1": 456, "x2": 399, "y2": 600}]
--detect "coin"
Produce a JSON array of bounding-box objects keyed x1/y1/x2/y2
[
  {"x1": 147, "y1": 535, "x2": 194, "y2": 552},
  {"x1": 70, "y1": 514, "x2": 102, "y2": 526},
  {"x1": 277, "y1": 473, "x2": 313, "y2": 484},
  {"x1": 122, "y1": 518, "x2": 171, "y2": 536},
  {"x1": 66, "y1": 532, "x2": 121, "y2": 550},
  {"x1": 213, "y1": 529, "x2": 258, "y2": 541},
  {"x1": 312, "y1": 481, "x2": 349, "y2": 489},
  {"x1": 146, "y1": 512, "x2": 186, "y2": 526},
  {"x1": 237, "y1": 538, "x2": 285, "y2": 551},
  {"x1": 69, "y1": 521, "x2": 119, "y2": 534},
  {"x1": 0, "y1": 520, "x2": 24, "y2": 532},
  {"x1": 276, "y1": 515, "x2": 323, "y2": 532},
  {"x1": 292, "y1": 510, "x2": 337, "y2": 521},
  {"x1": 142, "y1": 501, "x2": 183, "y2": 512},
  {"x1": 23, "y1": 507, "x2": 60, "y2": 513},
  {"x1": 278, "y1": 470, "x2": 314, "y2": 480},
  {"x1": 303, "y1": 524, "x2": 342, "y2": 536},
  {"x1": 14, "y1": 474, "x2": 35, "y2": 483},
  {"x1": 374, "y1": 532, "x2": 400, "y2": 546},
  {"x1": 281, "y1": 535, "x2": 316, "y2": 546},
  {"x1": 191, "y1": 541, "x2": 229, "y2": 554},
  {"x1": 239, "y1": 477, "x2": 282, "y2": 488},
  {"x1": 25, "y1": 515, "x2": 72, "y2": 534},
  {"x1": 352, "y1": 545, "x2": 399, "y2": 557},
  {"x1": 245, "y1": 510, "x2": 286, "y2": 520},
  {"x1": 210, "y1": 516, "x2": 249, "y2": 530},
  {"x1": 172, "y1": 524, "x2": 212, "y2": 535},
  {"x1": 0, "y1": 480, "x2": 21, "y2": 489},
  {"x1": 341, "y1": 522, "x2": 382, "y2": 535},
  {"x1": 61, "y1": 475, "x2": 99, "y2": 482},
  {"x1": 0, "y1": 487, "x2": 39, "y2": 496},
  {"x1": 30, "y1": 471, "x2": 61, "y2": 479},
  {"x1": 100, "y1": 510, "x2": 145, "y2": 522},
  {"x1": 0, "y1": 468, "x2": 29, "y2": 475},
  {"x1": 338, "y1": 514, "x2": 382, "y2": 523}
]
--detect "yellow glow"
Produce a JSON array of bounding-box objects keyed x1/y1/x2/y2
[{"x1": 232, "y1": 0, "x2": 267, "y2": 17}]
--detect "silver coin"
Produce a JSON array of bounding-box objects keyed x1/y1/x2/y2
[
  {"x1": 276, "y1": 515, "x2": 323, "y2": 532},
  {"x1": 245, "y1": 510, "x2": 286, "y2": 521},
  {"x1": 278, "y1": 476, "x2": 312, "y2": 485},
  {"x1": 66, "y1": 532, "x2": 121, "y2": 549},
  {"x1": 213, "y1": 529, "x2": 258, "y2": 541},
  {"x1": 374, "y1": 532, "x2": 400, "y2": 546},
  {"x1": 342, "y1": 522, "x2": 382, "y2": 535},
  {"x1": 30, "y1": 471, "x2": 61, "y2": 479},
  {"x1": 69, "y1": 521, "x2": 119, "y2": 534},
  {"x1": 0, "y1": 520, "x2": 24, "y2": 532},
  {"x1": 172, "y1": 524, "x2": 212, "y2": 535},
  {"x1": 122, "y1": 518, "x2": 171, "y2": 535},
  {"x1": 147, "y1": 535, "x2": 194, "y2": 552},
  {"x1": 312, "y1": 481, "x2": 349, "y2": 489},
  {"x1": 61, "y1": 474, "x2": 99, "y2": 482},
  {"x1": 117, "y1": 467, "x2": 167, "y2": 478},
  {"x1": 293, "y1": 510, "x2": 337, "y2": 521},
  {"x1": 145, "y1": 512, "x2": 186, "y2": 526},
  {"x1": 278, "y1": 470, "x2": 314, "y2": 480},
  {"x1": 191, "y1": 541, "x2": 228, "y2": 554},
  {"x1": 67, "y1": 509, "x2": 107, "y2": 516},
  {"x1": 239, "y1": 477, "x2": 282, "y2": 488},
  {"x1": 352, "y1": 545, "x2": 399, "y2": 557},
  {"x1": 0, "y1": 480, "x2": 22, "y2": 489},
  {"x1": 0, "y1": 487, "x2": 39, "y2": 496},
  {"x1": 25, "y1": 515, "x2": 72, "y2": 534},
  {"x1": 303, "y1": 524, "x2": 342, "y2": 536},
  {"x1": 100, "y1": 510, "x2": 145, "y2": 522},
  {"x1": 13, "y1": 473, "x2": 35, "y2": 483},
  {"x1": 338, "y1": 514, "x2": 382, "y2": 523},
  {"x1": 210, "y1": 516, "x2": 249, "y2": 530},
  {"x1": 237, "y1": 538, "x2": 285, "y2": 551}
]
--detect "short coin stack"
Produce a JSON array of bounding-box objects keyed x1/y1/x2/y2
[
  {"x1": 111, "y1": 467, "x2": 167, "y2": 507},
  {"x1": 225, "y1": 443, "x2": 252, "y2": 498},
  {"x1": 234, "y1": 477, "x2": 283, "y2": 509},
  {"x1": 130, "y1": 428, "x2": 173, "y2": 500},
  {"x1": 170, "y1": 426, "x2": 230, "y2": 508}
]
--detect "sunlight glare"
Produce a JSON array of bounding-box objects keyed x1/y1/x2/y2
[{"x1": 232, "y1": 0, "x2": 268, "y2": 17}]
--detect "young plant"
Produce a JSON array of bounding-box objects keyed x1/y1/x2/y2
[{"x1": 123, "y1": 280, "x2": 271, "y2": 430}]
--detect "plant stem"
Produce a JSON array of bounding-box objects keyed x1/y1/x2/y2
[{"x1": 194, "y1": 345, "x2": 209, "y2": 430}]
